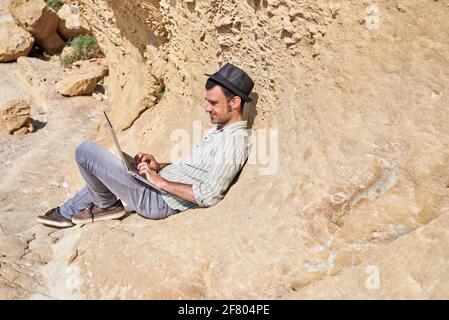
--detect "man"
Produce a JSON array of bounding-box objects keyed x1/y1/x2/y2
[{"x1": 37, "y1": 63, "x2": 254, "y2": 228}]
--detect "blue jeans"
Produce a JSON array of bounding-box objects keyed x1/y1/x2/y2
[{"x1": 59, "y1": 140, "x2": 178, "y2": 220}]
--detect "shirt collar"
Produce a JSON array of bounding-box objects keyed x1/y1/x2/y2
[{"x1": 215, "y1": 120, "x2": 248, "y2": 133}]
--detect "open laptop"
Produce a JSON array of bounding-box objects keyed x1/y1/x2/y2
[{"x1": 103, "y1": 111, "x2": 161, "y2": 191}]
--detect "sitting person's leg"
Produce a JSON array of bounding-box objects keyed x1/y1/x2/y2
[
  {"x1": 37, "y1": 140, "x2": 177, "y2": 227},
  {"x1": 59, "y1": 186, "x2": 94, "y2": 218},
  {"x1": 70, "y1": 140, "x2": 176, "y2": 219},
  {"x1": 59, "y1": 140, "x2": 124, "y2": 219}
]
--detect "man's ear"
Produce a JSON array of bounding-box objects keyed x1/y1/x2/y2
[{"x1": 232, "y1": 96, "x2": 242, "y2": 110}]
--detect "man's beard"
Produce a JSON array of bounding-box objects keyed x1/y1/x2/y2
[{"x1": 211, "y1": 103, "x2": 232, "y2": 124}]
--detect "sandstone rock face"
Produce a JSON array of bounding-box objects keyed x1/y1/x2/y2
[
  {"x1": 0, "y1": 21, "x2": 34, "y2": 62},
  {"x1": 9, "y1": 0, "x2": 65, "y2": 53},
  {"x1": 70, "y1": 0, "x2": 169, "y2": 131},
  {"x1": 285, "y1": 212, "x2": 449, "y2": 299},
  {"x1": 0, "y1": 3, "x2": 13, "y2": 23},
  {"x1": 0, "y1": 99, "x2": 33, "y2": 134},
  {"x1": 39, "y1": 0, "x2": 446, "y2": 299},
  {"x1": 56, "y1": 59, "x2": 108, "y2": 96},
  {"x1": 57, "y1": 4, "x2": 90, "y2": 40},
  {"x1": 0, "y1": 0, "x2": 447, "y2": 299}
]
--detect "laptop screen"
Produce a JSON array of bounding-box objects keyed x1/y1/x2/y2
[{"x1": 103, "y1": 111, "x2": 132, "y2": 170}]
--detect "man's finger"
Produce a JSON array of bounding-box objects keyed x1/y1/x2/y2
[
  {"x1": 142, "y1": 154, "x2": 153, "y2": 163},
  {"x1": 139, "y1": 166, "x2": 149, "y2": 175},
  {"x1": 137, "y1": 162, "x2": 148, "y2": 170}
]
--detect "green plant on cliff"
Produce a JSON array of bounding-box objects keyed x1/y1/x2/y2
[
  {"x1": 68, "y1": 35, "x2": 101, "y2": 60},
  {"x1": 62, "y1": 55, "x2": 76, "y2": 66},
  {"x1": 45, "y1": 0, "x2": 63, "y2": 12},
  {"x1": 155, "y1": 85, "x2": 165, "y2": 101}
]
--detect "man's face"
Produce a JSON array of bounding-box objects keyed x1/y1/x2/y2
[{"x1": 204, "y1": 86, "x2": 233, "y2": 125}]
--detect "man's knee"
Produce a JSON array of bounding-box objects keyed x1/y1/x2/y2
[{"x1": 75, "y1": 140, "x2": 99, "y2": 164}]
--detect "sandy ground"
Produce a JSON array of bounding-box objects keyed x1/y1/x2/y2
[{"x1": 0, "y1": 58, "x2": 105, "y2": 298}]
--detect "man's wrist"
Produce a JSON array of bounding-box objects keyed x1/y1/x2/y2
[{"x1": 159, "y1": 177, "x2": 170, "y2": 191}]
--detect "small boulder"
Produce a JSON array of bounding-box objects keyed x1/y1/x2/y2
[
  {"x1": 56, "y1": 59, "x2": 109, "y2": 96},
  {"x1": 55, "y1": 73, "x2": 98, "y2": 96},
  {"x1": 56, "y1": 74, "x2": 97, "y2": 97},
  {"x1": 72, "y1": 58, "x2": 109, "y2": 82},
  {"x1": 0, "y1": 21, "x2": 34, "y2": 62},
  {"x1": 0, "y1": 99, "x2": 34, "y2": 134},
  {"x1": 9, "y1": 0, "x2": 65, "y2": 54},
  {"x1": 57, "y1": 4, "x2": 90, "y2": 40}
]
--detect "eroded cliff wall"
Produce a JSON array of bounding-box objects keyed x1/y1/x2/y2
[{"x1": 57, "y1": 0, "x2": 449, "y2": 298}]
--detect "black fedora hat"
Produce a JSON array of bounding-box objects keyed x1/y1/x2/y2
[{"x1": 205, "y1": 63, "x2": 254, "y2": 102}]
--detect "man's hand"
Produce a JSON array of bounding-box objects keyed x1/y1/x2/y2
[
  {"x1": 137, "y1": 162, "x2": 166, "y2": 188},
  {"x1": 134, "y1": 152, "x2": 160, "y2": 171},
  {"x1": 138, "y1": 161, "x2": 198, "y2": 204}
]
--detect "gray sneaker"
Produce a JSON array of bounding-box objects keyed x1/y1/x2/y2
[{"x1": 36, "y1": 207, "x2": 74, "y2": 228}]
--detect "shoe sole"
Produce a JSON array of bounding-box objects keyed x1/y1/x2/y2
[
  {"x1": 36, "y1": 217, "x2": 74, "y2": 228},
  {"x1": 71, "y1": 209, "x2": 126, "y2": 225}
]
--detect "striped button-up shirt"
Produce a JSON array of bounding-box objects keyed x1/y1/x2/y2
[{"x1": 160, "y1": 120, "x2": 252, "y2": 211}]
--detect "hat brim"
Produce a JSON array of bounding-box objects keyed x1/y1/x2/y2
[{"x1": 205, "y1": 73, "x2": 253, "y2": 102}]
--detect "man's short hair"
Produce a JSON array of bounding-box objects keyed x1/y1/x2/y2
[{"x1": 205, "y1": 79, "x2": 246, "y2": 111}]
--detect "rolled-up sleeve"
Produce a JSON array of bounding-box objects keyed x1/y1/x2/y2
[{"x1": 192, "y1": 135, "x2": 248, "y2": 207}]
